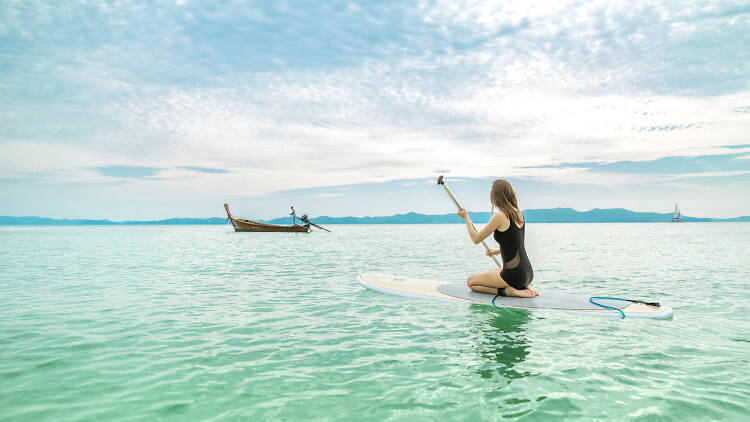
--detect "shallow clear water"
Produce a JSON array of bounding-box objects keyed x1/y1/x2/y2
[{"x1": 1, "y1": 223, "x2": 749, "y2": 421}]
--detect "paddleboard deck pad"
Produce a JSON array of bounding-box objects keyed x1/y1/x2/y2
[{"x1": 358, "y1": 273, "x2": 673, "y2": 319}]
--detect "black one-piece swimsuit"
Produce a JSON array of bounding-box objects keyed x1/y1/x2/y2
[{"x1": 493, "y1": 218, "x2": 534, "y2": 290}]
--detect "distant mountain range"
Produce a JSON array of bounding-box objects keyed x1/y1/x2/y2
[
  {"x1": 2, "y1": 208, "x2": 749, "y2": 225},
  {"x1": 266, "y1": 208, "x2": 750, "y2": 224},
  {"x1": 0, "y1": 216, "x2": 228, "y2": 225}
]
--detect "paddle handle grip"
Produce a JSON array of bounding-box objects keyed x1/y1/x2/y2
[{"x1": 440, "y1": 182, "x2": 502, "y2": 269}]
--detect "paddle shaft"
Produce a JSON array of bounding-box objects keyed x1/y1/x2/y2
[{"x1": 438, "y1": 179, "x2": 502, "y2": 269}]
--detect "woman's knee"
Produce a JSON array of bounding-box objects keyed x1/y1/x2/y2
[{"x1": 468, "y1": 284, "x2": 482, "y2": 292}]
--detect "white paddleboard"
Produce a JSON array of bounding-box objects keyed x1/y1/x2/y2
[{"x1": 358, "y1": 273, "x2": 673, "y2": 319}]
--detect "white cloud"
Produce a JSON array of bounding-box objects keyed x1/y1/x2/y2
[
  {"x1": 665, "y1": 170, "x2": 750, "y2": 180},
  {"x1": 1, "y1": 0, "x2": 749, "y2": 218},
  {"x1": 309, "y1": 192, "x2": 344, "y2": 198}
]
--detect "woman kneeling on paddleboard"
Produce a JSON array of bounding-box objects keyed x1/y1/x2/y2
[{"x1": 457, "y1": 179, "x2": 538, "y2": 298}]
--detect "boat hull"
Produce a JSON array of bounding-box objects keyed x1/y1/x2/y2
[
  {"x1": 229, "y1": 215, "x2": 309, "y2": 232},
  {"x1": 224, "y1": 203, "x2": 310, "y2": 232}
]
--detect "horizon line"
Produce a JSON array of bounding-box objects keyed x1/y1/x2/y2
[{"x1": 2, "y1": 206, "x2": 749, "y2": 224}]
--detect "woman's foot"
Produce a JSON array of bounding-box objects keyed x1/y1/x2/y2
[
  {"x1": 504, "y1": 286, "x2": 538, "y2": 298},
  {"x1": 527, "y1": 286, "x2": 539, "y2": 296}
]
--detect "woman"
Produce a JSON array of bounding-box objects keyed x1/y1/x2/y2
[{"x1": 457, "y1": 179, "x2": 538, "y2": 298}]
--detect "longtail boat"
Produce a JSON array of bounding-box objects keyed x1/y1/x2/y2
[{"x1": 224, "y1": 203, "x2": 329, "y2": 233}]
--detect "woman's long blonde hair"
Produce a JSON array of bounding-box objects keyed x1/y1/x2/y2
[{"x1": 491, "y1": 179, "x2": 523, "y2": 225}]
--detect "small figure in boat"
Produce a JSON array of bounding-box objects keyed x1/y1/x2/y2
[{"x1": 457, "y1": 179, "x2": 538, "y2": 298}]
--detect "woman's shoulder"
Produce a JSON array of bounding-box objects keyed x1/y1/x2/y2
[
  {"x1": 491, "y1": 210, "x2": 509, "y2": 220},
  {"x1": 490, "y1": 210, "x2": 510, "y2": 227},
  {"x1": 493, "y1": 209, "x2": 523, "y2": 229}
]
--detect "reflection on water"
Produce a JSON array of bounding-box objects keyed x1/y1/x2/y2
[
  {"x1": 470, "y1": 305, "x2": 533, "y2": 382},
  {"x1": 2, "y1": 224, "x2": 749, "y2": 421}
]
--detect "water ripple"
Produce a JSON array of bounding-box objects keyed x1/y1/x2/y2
[{"x1": 1, "y1": 224, "x2": 749, "y2": 420}]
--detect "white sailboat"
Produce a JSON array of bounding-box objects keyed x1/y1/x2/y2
[{"x1": 671, "y1": 204, "x2": 682, "y2": 222}]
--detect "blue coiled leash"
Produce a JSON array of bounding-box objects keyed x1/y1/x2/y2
[
  {"x1": 494, "y1": 295, "x2": 631, "y2": 317},
  {"x1": 491, "y1": 293, "x2": 503, "y2": 309},
  {"x1": 492, "y1": 289, "x2": 659, "y2": 318},
  {"x1": 589, "y1": 297, "x2": 661, "y2": 319},
  {"x1": 491, "y1": 287, "x2": 506, "y2": 310}
]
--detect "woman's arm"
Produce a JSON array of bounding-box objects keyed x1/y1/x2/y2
[{"x1": 457, "y1": 209, "x2": 505, "y2": 244}]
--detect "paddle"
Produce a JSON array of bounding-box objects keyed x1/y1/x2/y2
[{"x1": 437, "y1": 175, "x2": 502, "y2": 268}]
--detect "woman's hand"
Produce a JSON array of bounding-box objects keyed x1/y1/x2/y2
[
  {"x1": 457, "y1": 208, "x2": 468, "y2": 219},
  {"x1": 485, "y1": 249, "x2": 501, "y2": 257}
]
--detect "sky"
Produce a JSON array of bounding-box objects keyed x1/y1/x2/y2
[{"x1": 1, "y1": 0, "x2": 749, "y2": 220}]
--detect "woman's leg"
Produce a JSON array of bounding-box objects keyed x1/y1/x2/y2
[{"x1": 467, "y1": 268, "x2": 538, "y2": 298}]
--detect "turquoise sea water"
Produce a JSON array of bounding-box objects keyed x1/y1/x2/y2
[{"x1": 1, "y1": 223, "x2": 749, "y2": 421}]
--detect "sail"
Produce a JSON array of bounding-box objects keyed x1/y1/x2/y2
[{"x1": 672, "y1": 204, "x2": 681, "y2": 222}]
